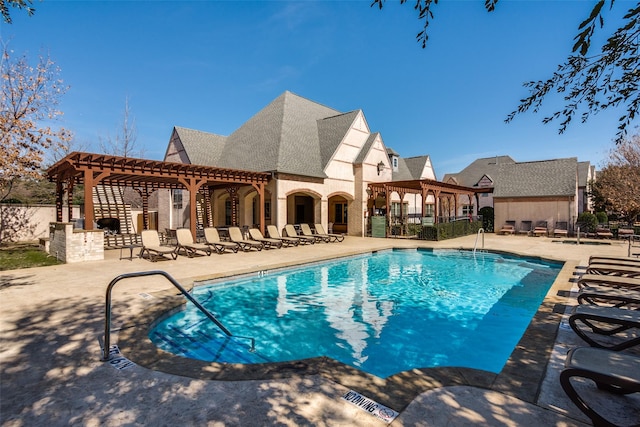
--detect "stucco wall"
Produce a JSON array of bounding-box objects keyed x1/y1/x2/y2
[
  {"x1": 0, "y1": 204, "x2": 80, "y2": 242},
  {"x1": 494, "y1": 197, "x2": 575, "y2": 234}
]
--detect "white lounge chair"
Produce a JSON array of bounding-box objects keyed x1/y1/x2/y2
[
  {"x1": 203, "y1": 227, "x2": 239, "y2": 254},
  {"x1": 175, "y1": 228, "x2": 211, "y2": 257},
  {"x1": 140, "y1": 229, "x2": 177, "y2": 262},
  {"x1": 560, "y1": 347, "x2": 640, "y2": 427},
  {"x1": 569, "y1": 305, "x2": 640, "y2": 351},
  {"x1": 314, "y1": 223, "x2": 344, "y2": 242},
  {"x1": 266, "y1": 225, "x2": 299, "y2": 247},
  {"x1": 577, "y1": 274, "x2": 640, "y2": 290},
  {"x1": 586, "y1": 264, "x2": 640, "y2": 278},
  {"x1": 498, "y1": 221, "x2": 516, "y2": 235},
  {"x1": 248, "y1": 228, "x2": 282, "y2": 249},
  {"x1": 300, "y1": 223, "x2": 330, "y2": 243},
  {"x1": 228, "y1": 226, "x2": 263, "y2": 251},
  {"x1": 284, "y1": 224, "x2": 314, "y2": 244}
]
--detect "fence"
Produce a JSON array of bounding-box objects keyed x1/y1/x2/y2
[{"x1": 367, "y1": 215, "x2": 483, "y2": 241}]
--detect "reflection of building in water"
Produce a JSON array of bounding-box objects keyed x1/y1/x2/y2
[
  {"x1": 274, "y1": 258, "x2": 394, "y2": 364},
  {"x1": 276, "y1": 276, "x2": 296, "y2": 317}
]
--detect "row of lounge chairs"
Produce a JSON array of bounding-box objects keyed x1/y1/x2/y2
[
  {"x1": 497, "y1": 220, "x2": 569, "y2": 237},
  {"x1": 559, "y1": 255, "x2": 640, "y2": 426},
  {"x1": 140, "y1": 224, "x2": 344, "y2": 262}
]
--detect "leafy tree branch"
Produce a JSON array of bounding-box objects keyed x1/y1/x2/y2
[{"x1": 372, "y1": 0, "x2": 640, "y2": 143}]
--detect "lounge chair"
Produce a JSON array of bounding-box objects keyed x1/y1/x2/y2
[
  {"x1": 596, "y1": 226, "x2": 614, "y2": 239},
  {"x1": 300, "y1": 223, "x2": 331, "y2": 243},
  {"x1": 228, "y1": 226, "x2": 263, "y2": 251},
  {"x1": 203, "y1": 227, "x2": 239, "y2": 254},
  {"x1": 175, "y1": 228, "x2": 211, "y2": 257},
  {"x1": 284, "y1": 224, "x2": 315, "y2": 245},
  {"x1": 586, "y1": 264, "x2": 640, "y2": 278},
  {"x1": 266, "y1": 225, "x2": 299, "y2": 247},
  {"x1": 140, "y1": 229, "x2": 177, "y2": 262},
  {"x1": 314, "y1": 224, "x2": 344, "y2": 242},
  {"x1": 568, "y1": 305, "x2": 640, "y2": 351},
  {"x1": 248, "y1": 228, "x2": 282, "y2": 249},
  {"x1": 498, "y1": 221, "x2": 516, "y2": 235},
  {"x1": 588, "y1": 255, "x2": 640, "y2": 266},
  {"x1": 532, "y1": 221, "x2": 548, "y2": 237},
  {"x1": 560, "y1": 347, "x2": 640, "y2": 427},
  {"x1": 618, "y1": 227, "x2": 635, "y2": 238},
  {"x1": 578, "y1": 285, "x2": 640, "y2": 309},
  {"x1": 589, "y1": 259, "x2": 640, "y2": 269},
  {"x1": 517, "y1": 220, "x2": 532, "y2": 236},
  {"x1": 553, "y1": 221, "x2": 569, "y2": 237},
  {"x1": 577, "y1": 274, "x2": 640, "y2": 290}
]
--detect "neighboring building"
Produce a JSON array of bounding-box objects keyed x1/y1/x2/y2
[
  {"x1": 578, "y1": 161, "x2": 596, "y2": 214},
  {"x1": 492, "y1": 158, "x2": 579, "y2": 234},
  {"x1": 161, "y1": 91, "x2": 437, "y2": 236},
  {"x1": 442, "y1": 155, "x2": 515, "y2": 214},
  {"x1": 444, "y1": 156, "x2": 596, "y2": 234}
]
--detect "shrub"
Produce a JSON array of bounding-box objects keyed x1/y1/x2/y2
[
  {"x1": 478, "y1": 207, "x2": 494, "y2": 233},
  {"x1": 595, "y1": 211, "x2": 608, "y2": 224},
  {"x1": 577, "y1": 212, "x2": 597, "y2": 233}
]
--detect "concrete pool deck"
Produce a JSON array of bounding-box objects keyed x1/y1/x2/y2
[{"x1": 1, "y1": 234, "x2": 638, "y2": 426}]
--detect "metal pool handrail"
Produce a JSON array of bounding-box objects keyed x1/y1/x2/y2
[
  {"x1": 473, "y1": 228, "x2": 485, "y2": 254},
  {"x1": 102, "y1": 270, "x2": 255, "y2": 361}
]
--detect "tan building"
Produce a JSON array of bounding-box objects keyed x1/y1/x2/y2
[
  {"x1": 493, "y1": 158, "x2": 580, "y2": 235},
  {"x1": 161, "y1": 91, "x2": 436, "y2": 237}
]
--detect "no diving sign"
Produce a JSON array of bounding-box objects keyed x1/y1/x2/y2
[
  {"x1": 106, "y1": 345, "x2": 135, "y2": 370},
  {"x1": 342, "y1": 390, "x2": 398, "y2": 424}
]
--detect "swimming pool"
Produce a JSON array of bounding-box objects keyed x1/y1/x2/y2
[{"x1": 150, "y1": 249, "x2": 562, "y2": 378}]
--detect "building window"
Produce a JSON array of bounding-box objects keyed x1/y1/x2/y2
[
  {"x1": 462, "y1": 205, "x2": 473, "y2": 215},
  {"x1": 172, "y1": 190, "x2": 183, "y2": 209},
  {"x1": 392, "y1": 157, "x2": 398, "y2": 170},
  {"x1": 334, "y1": 203, "x2": 347, "y2": 224},
  {"x1": 265, "y1": 201, "x2": 271, "y2": 221},
  {"x1": 390, "y1": 202, "x2": 408, "y2": 218},
  {"x1": 225, "y1": 200, "x2": 232, "y2": 225},
  {"x1": 424, "y1": 204, "x2": 434, "y2": 216}
]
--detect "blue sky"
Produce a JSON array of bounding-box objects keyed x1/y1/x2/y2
[{"x1": 2, "y1": 0, "x2": 636, "y2": 178}]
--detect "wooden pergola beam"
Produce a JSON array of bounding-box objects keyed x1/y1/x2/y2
[{"x1": 47, "y1": 152, "x2": 272, "y2": 236}]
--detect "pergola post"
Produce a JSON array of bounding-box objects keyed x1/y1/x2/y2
[
  {"x1": 252, "y1": 182, "x2": 265, "y2": 235},
  {"x1": 141, "y1": 187, "x2": 149, "y2": 230},
  {"x1": 83, "y1": 169, "x2": 95, "y2": 230},
  {"x1": 67, "y1": 179, "x2": 74, "y2": 223},
  {"x1": 226, "y1": 185, "x2": 240, "y2": 227},
  {"x1": 203, "y1": 186, "x2": 213, "y2": 227},
  {"x1": 55, "y1": 180, "x2": 63, "y2": 222}
]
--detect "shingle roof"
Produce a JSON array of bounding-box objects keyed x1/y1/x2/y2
[
  {"x1": 354, "y1": 133, "x2": 379, "y2": 164},
  {"x1": 493, "y1": 158, "x2": 578, "y2": 198},
  {"x1": 442, "y1": 155, "x2": 515, "y2": 187},
  {"x1": 392, "y1": 156, "x2": 431, "y2": 181},
  {"x1": 318, "y1": 111, "x2": 360, "y2": 168},
  {"x1": 173, "y1": 126, "x2": 227, "y2": 166},
  {"x1": 214, "y1": 91, "x2": 341, "y2": 178},
  {"x1": 577, "y1": 161, "x2": 591, "y2": 187}
]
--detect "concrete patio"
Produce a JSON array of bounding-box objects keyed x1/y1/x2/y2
[{"x1": 1, "y1": 234, "x2": 638, "y2": 426}]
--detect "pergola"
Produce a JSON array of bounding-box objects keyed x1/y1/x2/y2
[
  {"x1": 367, "y1": 178, "x2": 492, "y2": 222},
  {"x1": 46, "y1": 152, "x2": 272, "y2": 239}
]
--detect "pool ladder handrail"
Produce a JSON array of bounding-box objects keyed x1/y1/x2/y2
[
  {"x1": 102, "y1": 270, "x2": 255, "y2": 361},
  {"x1": 473, "y1": 228, "x2": 485, "y2": 254}
]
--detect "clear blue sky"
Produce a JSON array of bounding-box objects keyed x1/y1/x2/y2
[{"x1": 2, "y1": 0, "x2": 636, "y2": 179}]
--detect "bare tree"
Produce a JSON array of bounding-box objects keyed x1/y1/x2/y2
[
  {"x1": 0, "y1": 41, "x2": 71, "y2": 202},
  {"x1": 99, "y1": 96, "x2": 143, "y2": 158}
]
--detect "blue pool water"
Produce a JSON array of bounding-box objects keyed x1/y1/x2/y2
[{"x1": 150, "y1": 249, "x2": 562, "y2": 378}]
